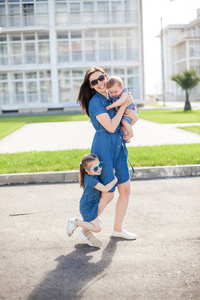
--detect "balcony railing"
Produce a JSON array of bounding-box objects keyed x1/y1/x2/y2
[
  {"x1": 0, "y1": 14, "x2": 48, "y2": 27},
  {"x1": 0, "y1": 11, "x2": 138, "y2": 28}
]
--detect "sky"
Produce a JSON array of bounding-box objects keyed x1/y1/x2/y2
[{"x1": 142, "y1": 0, "x2": 200, "y2": 95}]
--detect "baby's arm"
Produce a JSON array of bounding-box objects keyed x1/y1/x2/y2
[
  {"x1": 94, "y1": 176, "x2": 118, "y2": 192},
  {"x1": 106, "y1": 91, "x2": 129, "y2": 111}
]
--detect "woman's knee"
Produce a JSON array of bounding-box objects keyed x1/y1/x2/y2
[{"x1": 118, "y1": 181, "x2": 130, "y2": 197}]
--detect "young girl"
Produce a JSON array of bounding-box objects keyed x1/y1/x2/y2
[{"x1": 67, "y1": 153, "x2": 118, "y2": 248}]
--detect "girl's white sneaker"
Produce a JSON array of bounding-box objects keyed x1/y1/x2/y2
[
  {"x1": 78, "y1": 230, "x2": 102, "y2": 248},
  {"x1": 67, "y1": 218, "x2": 78, "y2": 237}
]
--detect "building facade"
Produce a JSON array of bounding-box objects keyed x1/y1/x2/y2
[
  {"x1": 161, "y1": 9, "x2": 200, "y2": 101},
  {"x1": 0, "y1": 0, "x2": 144, "y2": 113}
]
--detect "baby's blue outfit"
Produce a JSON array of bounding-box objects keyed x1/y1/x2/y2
[
  {"x1": 79, "y1": 174, "x2": 101, "y2": 222},
  {"x1": 109, "y1": 87, "x2": 138, "y2": 124},
  {"x1": 89, "y1": 92, "x2": 130, "y2": 192}
]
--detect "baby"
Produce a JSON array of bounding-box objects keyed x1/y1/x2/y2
[{"x1": 106, "y1": 76, "x2": 138, "y2": 143}]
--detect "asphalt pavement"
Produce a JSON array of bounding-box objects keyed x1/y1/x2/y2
[{"x1": 0, "y1": 177, "x2": 199, "y2": 300}]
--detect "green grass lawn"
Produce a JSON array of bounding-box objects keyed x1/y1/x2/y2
[
  {"x1": 0, "y1": 113, "x2": 89, "y2": 140},
  {"x1": 178, "y1": 126, "x2": 200, "y2": 135},
  {"x1": 0, "y1": 144, "x2": 199, "y2": 174},
  {"x1": 138, "y1": 109, "x2": 200, "y2": 123}
]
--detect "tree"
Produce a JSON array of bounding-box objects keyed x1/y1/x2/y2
[{"x1": 171, "y1": 70, "x2": 200, "y2": 111}]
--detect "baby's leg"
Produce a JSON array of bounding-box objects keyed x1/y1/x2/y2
[{"x1": 122, "y1": 120, "x2": 133, "y2": 143}]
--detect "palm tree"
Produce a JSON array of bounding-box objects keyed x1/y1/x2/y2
[{"x1": 171, "y1": 70, "x2": 200, "y2": 111}]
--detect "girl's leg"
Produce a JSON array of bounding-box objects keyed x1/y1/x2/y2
[
  {"x1": 98, "y1": 191, "x2": 114, "y2": 216},
  {"x1": 113, "y1": 180, "x2": 130, "y2": 232},
  {"x1": 77, "y1": 217, "x2": 102, "y2": 234}
]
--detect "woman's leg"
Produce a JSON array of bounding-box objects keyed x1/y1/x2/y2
[
  {"x1": 113, "y1": 180, "x2": 130, "y2": 232},
  {"x1": 98, "y1": 191, "x2": 114, "y2": 216}
]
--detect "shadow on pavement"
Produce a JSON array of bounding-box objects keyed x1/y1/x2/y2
[{"x1": 28, "y1": 237, "x2": 118, "y2": 300}]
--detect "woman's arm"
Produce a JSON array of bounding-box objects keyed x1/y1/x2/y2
[
  {"x1": 124, "y1": 107, "x2": 139, "y2": 126},
  {"x1": 96, "y1": 94, "x2": 133, "y2": 133},
  {"x1": 94, "y1": 176, "x2": 118, "y2": 192}
]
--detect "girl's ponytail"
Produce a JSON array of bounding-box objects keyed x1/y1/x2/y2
[{"x1": 79, "y1": 163, "x2": 86, "y2": 187}]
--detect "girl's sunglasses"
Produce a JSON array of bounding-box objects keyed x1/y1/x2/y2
[
  {"x1": 90, "y1": 74, "x2": 105, "y2": 87},
  {"x1": 86, "y1": 161, "x2": 103, "y2": 172}
]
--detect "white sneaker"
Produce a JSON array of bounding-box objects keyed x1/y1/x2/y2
[
  {"x1": 87, "y1": 232, "x2": 102, "y2": 248},
  {"x1": 78, "y1": 230, "x2": 102, "y2": 247},
  {"x1": 78, "y1": 230, "x2": 93, "y2": 246},
  {"x1": 67, "y1": 218, "x2": 78, "y2": 237},
  {"x1": 111, "y1": 229, "x2": 137, "y2": 240}
]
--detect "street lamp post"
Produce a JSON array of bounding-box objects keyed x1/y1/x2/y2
[{"x1": 160, "y1": 17, "x2": 165, "y2": 106}]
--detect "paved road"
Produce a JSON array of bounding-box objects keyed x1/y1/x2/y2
[
  {"x1": 0, "y1": 119, "x2": 200, "y2": 153},
  {"x1": 0, "y1": 177, "x2": 200, "y2": 300}
]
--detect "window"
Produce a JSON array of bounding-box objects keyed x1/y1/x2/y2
[
  {"x1": 99, "y1": 40, "x2": 110, "y2": 61},
  {"x1": 38, "y1": 42, "x2": 50, "y2": 63},
  {"x1": 23, "y1": 4, "x2": 34, "y2": 26},
  {"x1": 83, "y1": 1, "x2": 94, "y2": 24},
  {"x1": 35, "y1": 2, "x2": 48, "y2": 25},
  {"x1": 70, "y1": 2, "x2": 81, "y2": 24},
  {"x1": 0, "y1": 36, "x2": 8, "y2": 66},
  {"x1": 125, "y1": 0, "x2": 138, "y2": 23},
  {"x1": 0, "y1": 74, "x2": 9, "y2": 105},
  {"x1": 57, "y1": 31, "x2": 69, "y2": 64},
  {"x1": 97, "y1": 1, "x2": 109, "y2": 23},
  {"x1": 25, "y1": 43, "x2": 36, "y2": 64},
  {"x1": 8, "y1": 4, "x2": 20, "y2": 26},
  {"x1": 55, "y1": 2, "x2": 67, "y2": 24},
  {"x1": 10, "y1": 43, "x2": 22, "y2": 65},
  {"x1": 113, "y1": 39, "x2": 125, "y2": 60},
  {"x1": 85, "y1": 40, "x2": 96, "y2": 61},
  {"x1": 111, "y1": 1, "x2": 123, "y2": 23},
  {"x1": 0, "y1": 4, "x2": 6, "y2": 27}
]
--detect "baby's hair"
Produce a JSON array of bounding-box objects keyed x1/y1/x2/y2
[
  {"x1": 79, "y1": 153, "x2": 99, "y2": 187},
  {"x1": 107, "y1": 76, "x2": 123, "y2": 89}
]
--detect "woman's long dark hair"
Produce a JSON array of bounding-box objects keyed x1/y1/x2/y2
[
  {"x1": 79, "y1": 153, "x2": 99, "y2": 187},
  {"x1": 77, "y1": 66, "x2": 108, "y2": 117}
]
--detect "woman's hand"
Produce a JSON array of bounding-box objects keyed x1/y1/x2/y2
[{"x1": 124, "y1": 108, "x2": 138, "y2": 125}]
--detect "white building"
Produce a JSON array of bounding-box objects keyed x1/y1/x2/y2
[
  {"x1": 161, "y1": 9, "x2": 200, "y2": 101},
  {"x1": 0, "y1": 0, "x2": 144, "y2": 114}
]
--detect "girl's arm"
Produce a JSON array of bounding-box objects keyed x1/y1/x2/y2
[
  {"x1": 96, "y1": 94, "x2": 133, "y2": 133},
  {"x1": 94, "y1": 176, "x2": 118, "y2": 192},
  {"x1": 106, "y1": 91, "x2": 129, "y2": 111}
]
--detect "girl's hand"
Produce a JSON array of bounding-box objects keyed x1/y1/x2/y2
[
  {"x1": 113, "y1": 168, "x2": 116, "y2": 175},
  {"x1": 114, "y1": 176, "x2": 118, "y2": 183},
  {"x1": 124, "y1": 108, "x2": 138, "y2": 125}
]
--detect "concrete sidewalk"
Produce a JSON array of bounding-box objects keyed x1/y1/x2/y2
[
  {"x1": 0, "y1": 119, "x2": 200, "y2": 153},
  {"x1": 0, "y1": 177, "x2": 199, "y2": 300}
]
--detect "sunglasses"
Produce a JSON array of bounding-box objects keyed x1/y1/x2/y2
[
  {"x1": 90, "y1": 74, "x2": 105, "y2": 87},
  {"x1": 86, "y1": 161, "x2": 103, "y2": 172}
]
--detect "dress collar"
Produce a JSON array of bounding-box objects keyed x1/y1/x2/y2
[{"x1": 96, "y1": 91, "x2": 111, "y2": 102}]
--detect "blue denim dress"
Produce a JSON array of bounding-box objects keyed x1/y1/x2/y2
[
  {"x1": 89, "y1": 92, "x2": 130, "y2": 192},
  {"x1": 80, "y1": 174, "x2": 101, "y2": 222}
]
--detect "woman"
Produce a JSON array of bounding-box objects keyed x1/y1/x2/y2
[{"x1": 77, "y1": 66, "x2": 138, "y2": 240}]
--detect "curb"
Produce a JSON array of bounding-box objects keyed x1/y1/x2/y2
[{"x1": 0, "y1": 165, "x2": 200, "y2": 186}]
